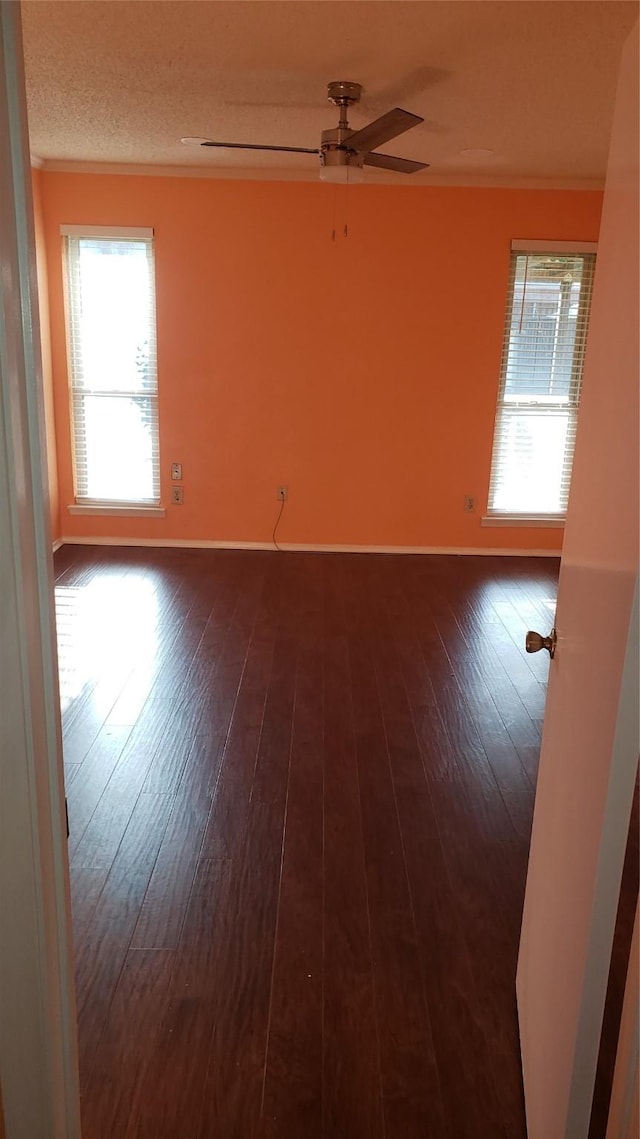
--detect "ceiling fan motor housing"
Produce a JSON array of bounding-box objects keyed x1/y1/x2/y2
[{"x1": 320, "y1": 126, "x2": 364, "y2": 170}]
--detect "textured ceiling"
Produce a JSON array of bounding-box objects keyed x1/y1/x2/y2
[{"x1": 21, "y1": 0, "x2": 638, "y2": 186}]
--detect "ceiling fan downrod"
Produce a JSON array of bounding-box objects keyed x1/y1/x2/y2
[
  {"x1": 322, "y1": 81, "x2": 364, "y2": 175},
  {"x1": 327, "y1": 80, "x2": 362, "y2": 126}
]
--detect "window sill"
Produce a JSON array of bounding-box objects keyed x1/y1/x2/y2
[
  {"x1": 481, "y1": 514, "x2": 565, "y2": 528},
  {"x1": 68, "y1": 503, "x2": 166, "y2": 518}
]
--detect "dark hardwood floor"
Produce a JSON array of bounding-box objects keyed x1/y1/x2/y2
[{"x1": 55, "y1": 545, "x2": 562, "y2": 1138}]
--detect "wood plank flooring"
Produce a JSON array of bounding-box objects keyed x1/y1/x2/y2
[{"x1": 55, "y1": 545, "x2": 563, "y2": 1137}]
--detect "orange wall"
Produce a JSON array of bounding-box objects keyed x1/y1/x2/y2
[
  {"x1": 40, "y1": 172, "x2": 602, "y2": 549},
  {"x1": 32, "y1": 169, "x2": 60, "y2": 542}
]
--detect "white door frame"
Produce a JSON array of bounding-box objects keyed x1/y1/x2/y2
[{"x1": 0, "y1": 3, "x2": 81, "y2": 1136}]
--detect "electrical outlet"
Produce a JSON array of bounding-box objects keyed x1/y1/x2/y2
[
  {"x1": 277, "y1": 485, "x2": 288, "y2": 502},
  {"x1": 171, "y1": 462, "x2": 182, "y2": 480},
  {"x1": 171, "y1": 486, "x2": 184, "y2": 505},
  {"x1": 464, "y1": 495, "x2": 476, "y2": 513}
]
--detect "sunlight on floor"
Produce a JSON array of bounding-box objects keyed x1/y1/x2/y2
[{"x1": 55, "y1": 573, "x2": 158, "y2": 714}]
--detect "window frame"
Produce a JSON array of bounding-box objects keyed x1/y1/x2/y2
[
  {"x1": 484, "y1": 238, "x2": 597, "y2": 526},
  {"x1": 61, "y1": 224, "x2": 164, "y2": 516}
]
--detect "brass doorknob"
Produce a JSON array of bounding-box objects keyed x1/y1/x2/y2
[{"x1": 526, "y1": 628, "x2": 557, "y2": 658}]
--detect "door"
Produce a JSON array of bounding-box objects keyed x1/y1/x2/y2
[
  {"x1": 517, "y1": 23, "x2": 639, "y2": 1139},
  {"x1": 0, "y1": 4, "x2": 80, "y2": 1136}
]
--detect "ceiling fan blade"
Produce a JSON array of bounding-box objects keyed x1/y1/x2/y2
[
  {"x1": 363, "y1": 151, "x2": 429, "y2": 174},
  {"x1": 344, "y1": 107, "x2": 423, "y2": 154},
  {"x1": 200, "y1": 140, "x2": 319, "y2": 155}
]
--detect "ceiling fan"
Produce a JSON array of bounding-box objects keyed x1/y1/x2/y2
[{"x1": 181, "y1": 81, "x2": 429, "y2": 182}]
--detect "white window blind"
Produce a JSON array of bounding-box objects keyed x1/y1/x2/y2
[
  {"x1": 64, "y1": 230, "x2": 160, "y2": 504},
  {"x1": 487, "y1": 247, "x2": 596, "y2": 518}
]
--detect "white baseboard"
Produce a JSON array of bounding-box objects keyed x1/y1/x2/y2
[
  {"x1": 57, "y1": 536, "x2": 561, "y2": 557},
  {"x1": 52, "y1": 538, "x2": 64, "y2": 552}
]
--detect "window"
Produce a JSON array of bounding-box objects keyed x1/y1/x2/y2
[
  {"x1": 486, "y1": 240, "x2": 596, "y2": 521},
  {"x1": 63, "y1": 226, "x2": 160, "y2": 507}
]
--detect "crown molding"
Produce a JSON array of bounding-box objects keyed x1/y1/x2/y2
[{"x1": 37, "y1": 159, "x2": 605, "y2": 192}]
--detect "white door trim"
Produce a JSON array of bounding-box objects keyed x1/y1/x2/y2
[{"x1": 0, "y1": 4, "x2": 80, "y2": 1136}]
